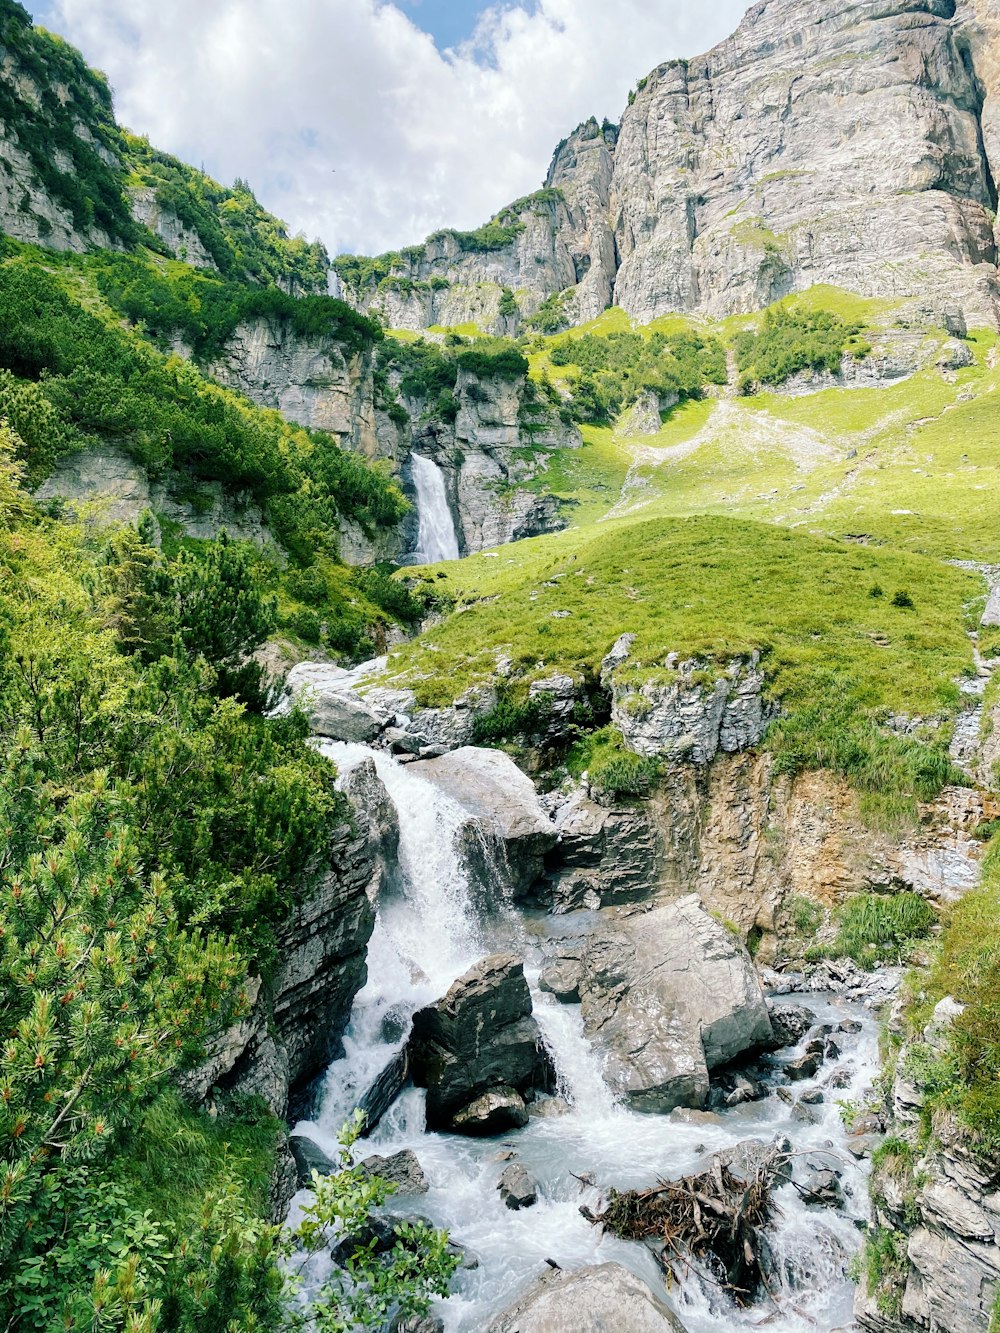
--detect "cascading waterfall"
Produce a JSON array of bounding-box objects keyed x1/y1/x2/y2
[
  {"x1": 291, "y1": 744, "x2": 880, "y2": 1333},
  {"x1": 410, "y1": 453, "x2": 460, "y2": 564}
]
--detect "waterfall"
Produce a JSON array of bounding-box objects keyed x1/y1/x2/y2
[
  {"x1": 291, "y1": 743, "x2": 882, "y2": 1333},
  {"x1": 411, "y1": 453, "x2": 460, "y2": 563}
]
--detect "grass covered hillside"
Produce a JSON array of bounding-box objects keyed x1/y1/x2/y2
[{"x1": 385, "y1": 286, "x2": 999, "y2": 823}]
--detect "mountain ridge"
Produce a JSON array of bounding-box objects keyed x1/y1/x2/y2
[{"x1": 336, "y1": 0, "x2": 1000, "y2": 336}]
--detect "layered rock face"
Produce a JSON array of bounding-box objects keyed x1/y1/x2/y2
[
  {"x1": 341, "y1": 120, "x2": 618, "y2": 334},
  {"x1": 341, "y1": 0, "x2": 1000, "y2": 332},
  {"x1": 612, "y1": 0, "x2": 998, "y2": 326},
  {"x1": 182, "y1": 813, "x2": 377, "y2": 1118},
  {"x1": 209, "y1": 317, "x2": 378, "y2": 453},
  {"x1": 856, "y1": 1000, "x2": 1000, "y2": 1333}
]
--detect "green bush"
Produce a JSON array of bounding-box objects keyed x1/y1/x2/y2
[
  {"x1": 568, "y1": 726, "x2": 661, "y2": 796},
  {"x1": 549, "y1": 327, "x2": 725, "y2": 423},
  {"x1": 735, "y1": 305, "x2": 871, "y2": 390}
]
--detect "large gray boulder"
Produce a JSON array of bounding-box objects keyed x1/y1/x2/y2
[
  {"x1": 579, "y1": 896, "x2": 774, "y2": 1113},
  {"x1": 488, "y1": 1262, "x2": 687, "y2": 1333},
  {"x1": 409, "y1": 748, "x2": 557, "y2": 897},
  {"x1": 285, "y1": 661, "x2": 393, "y2": 743},
  {"x1": 409, "y1": 954, "x2": 553, "y2": 1134}
]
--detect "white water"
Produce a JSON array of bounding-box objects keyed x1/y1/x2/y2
[
  {"x1": 411, "y1": 454, "x2": 460, "y2": 564},
  {"x1": 292, "y1": 745, "x2": 879, "y2": 1332}
]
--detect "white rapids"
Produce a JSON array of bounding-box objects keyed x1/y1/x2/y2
[
  {"x1": 291, "y1": 743, "x2": 880, "y2": 1332},
  {"x1": 410, "y1": 453, "x2": 460, "y2": 564}
]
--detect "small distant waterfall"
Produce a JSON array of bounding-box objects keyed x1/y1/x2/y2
[
  {"x1": 410, "y1": 453, "x2": 460, "y2": 563},
  {"x1": 291, "y1": 742, "x2": 883, "y2": 1333}
]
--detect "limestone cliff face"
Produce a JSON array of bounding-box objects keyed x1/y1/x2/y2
[
  {"x1": 612, "y1": 0, "x2": 998, "y2": 326},
  {"x1": 339, "y1": 120, "x2": 618, "y2": 335},
  {"x1": 210, "y1": 317, "x2": 379, "y2": 454},
  {"x1": 343, "y1": 0, "x2": 1000, "y2": 332},
  {"x1": 541, "y1": 757, "x2": 992, "y2": 965}
]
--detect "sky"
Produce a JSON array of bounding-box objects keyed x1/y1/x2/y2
[{"x1": 23, "y1": 0, "x2": 751, "y2": 259}]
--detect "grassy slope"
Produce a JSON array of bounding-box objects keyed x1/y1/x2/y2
[{"x1": 389, "y1": 287, "x2": 998, "y2": 819}]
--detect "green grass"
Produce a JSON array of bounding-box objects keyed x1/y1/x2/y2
[
  {"x1": 815, "y1": 892, "x2": 937, "y2": 969},
  {"x1": 110, "y1": 1093, "x2": 281, "y2": 1231},
  {"x1": 389, "y1": 514, "x2": 975, "y2": 820}
]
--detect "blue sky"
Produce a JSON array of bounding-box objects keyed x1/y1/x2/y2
[
  {"x1": 396, "y1": 0, "x2": 496, "y2": 48},
  {"x1": 21, "y1": 0, "x2": 750, "y2": 255}
]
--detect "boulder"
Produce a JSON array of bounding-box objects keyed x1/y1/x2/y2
[
  {"x1": 409, "y1": 954, "x2": 553, "y2": 1134},
  {"x1": 487, "y1": 1262, "x2": 687, "y2": 1333},
  {"x1": 289, "y1": 1134, "x2": 337, "y2": 1185},
  {"x1": 498, "y1": 1162, "x2": 538, "y2": 1210},
  {"x1": 452, "y1": 1087, "x2": 529, "y2": 1135},
  {"x1": 766, "y1": 1003, "x2": 815, "y2": 1049},
  {"x1": 539, "y1": 950, "x2": 583, "y2": 1004},
  {"x1": 801, "y1": 1169, "x2": 844, "y2": 1208},
  {"x1": 360, "y1": 1149, "x2": 429, "y2": 1195},
  {"x1": 578, "y1": 896, "x2": 774, "y2": 1113},
  {"x1": 286, "y1": 661, "x2": 392, "y2": 743},
  {"x1": 409, "y1": 748, "x2": 556, "y2": 897}
]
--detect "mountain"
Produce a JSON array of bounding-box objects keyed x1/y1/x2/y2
[
  {"x1": 3, "y1": 1, "x2": 1000, "y2": 1331},
  {"x1": 337, "y1": 0, "x2": 1000, "y2": 334}
]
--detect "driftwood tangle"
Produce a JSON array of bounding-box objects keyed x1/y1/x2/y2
[{"x1": 585, "y1": 1140, "x2": 790, "y2": 1301}]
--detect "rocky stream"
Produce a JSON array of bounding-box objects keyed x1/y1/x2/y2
[{"x1": 282, "y1": 741, "x2": 892, "y2": 1333}]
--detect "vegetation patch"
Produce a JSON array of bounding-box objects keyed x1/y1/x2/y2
[
  {"x1": 736, "y1": 305, "x2": 871, "y2": 390},
  {"x1": 811, "y1": 892, "x2": 937, "y2": 969},
  {"x1": 388, "y1": 514, "x2": 974, "y2": 822}
]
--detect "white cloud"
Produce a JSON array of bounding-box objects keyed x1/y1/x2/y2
[{"x1": 47, "y1": 0, "x2": 750, "y2": 257}]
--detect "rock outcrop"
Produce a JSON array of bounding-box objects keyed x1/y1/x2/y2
[
  {"x1": 855, "y1": 999, "x2": 1000, "y2": 1333},
  {"x1": 487, "y1": 1262, "x2": 687, "y2": 1333},
  {"x1": 34, "y1": 446, "x2": 271, "y2": 546},
  {"x1": 181, "y1": 812, "x2": 377, "y2": 1118},
  {"x1": 604, "y1": 645, "x2": 777, "y2": 764},
  {"x1": 577, "y1": 896, "x2": 774, "y2": 1113},
  {"x1": 408, "y1": 954, "x2": 553, "y2": 1135},
  {"x1": 408, "y1": 747, "x2": 557, "y2": 899}
]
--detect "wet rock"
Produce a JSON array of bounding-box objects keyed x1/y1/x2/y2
[
  {"x1": 792, "y1": 1101, "x2": 821, "y2": 1125},
  {"x1": 801, "y1": 1169, "x2": 844, "y2": 1209},
  {"x1": 785, "y1": 1052, "x2": 822, "y2": 1081},
  {"x1": 825, "y1": 1038, "x2": 842, "y2": 1060},
  {"x1": 409, "y1": 748, "x2": 556, "y2": 898},
  {"x1": 498, "y1": 1162, "x2": 539, "y2": 1210},
  {"x1": 578, "y1": 896, "x2": 774, "y2": 1113},
  {"x1": 409, "y1": 954, "x2": 553, "y2": 1134},
  {"x1": 356, "y1": 1047, "x2": 410, "y2": 1135},
  {"x1": 776, "y1": 1087, "x2": 794, "y2": 1105},
  {"x1": 332, "y1": 1213, "x2": 434, "y2": 1266},
  {"x1": 287, "y1": 662, "x2": 392, "y2": 743},
  {"x1": 487, "y1": 1261, "x2": 687, "y2": 1332},
  {"x1": 846, "y1": 1135, "x2": 883, "y2": 1161},
  {"x1": 452, "y1": 1086, "x2": 529, "y2": 1135},
  {"x1": 767, "y1": 1003, "x2": 815, "y2": 1048},
  {"x1": 799, "y1": 1089, "x2": 825, "y2": 1105},
  {"x1": 529, "y1": 1096, "x2": 571, "y2": 1120},
  {"x1": 360, "y1": 1149, "x2": 429, "y2": 1195},
  {"x1": 539, "y1": 955, "x2": 582, "y2": 1004},
  {"x1": 390, "y1": 1317, "x2": 444, "y2": 1333},
  {"x1": 826, "y1": 1067, "x2": 853, "y2": 1090},
  {"x1": 714, "y1": 1137, "x2": 793, "y2": 1188},
  {"x1": 289, "y1": 1134, "x2": 337, "y2": 1184}
]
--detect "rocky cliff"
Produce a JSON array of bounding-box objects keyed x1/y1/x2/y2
[
  {"x1": 183, "y1": 810, "x2": 378, "y2": 1121},
  {"x1": 340, "y1": 0, "x2": 1000, "y2": 333}
]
